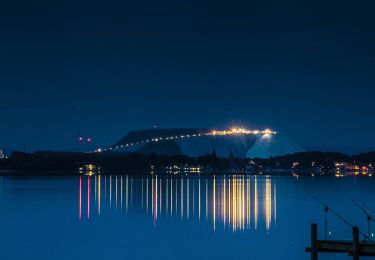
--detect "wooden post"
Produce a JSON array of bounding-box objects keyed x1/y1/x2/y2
[
  {"x1": 311, "y1": 223, "x2": 318, "y2": 260},
  {"x1": 353, "y1": 226, "x2": 359, "y2": 260}
]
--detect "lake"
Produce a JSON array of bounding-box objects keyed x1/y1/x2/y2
[{"x1": 0, "y1": 174, "x2": 374, "y2": 259}]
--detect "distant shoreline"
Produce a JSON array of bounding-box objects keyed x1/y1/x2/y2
[
  {"x1": 0, "y1": 150, "x2": 374, "y2": 177},
  {"x1": 0, "y1": 170, "x2": 372, "y2": 178}
]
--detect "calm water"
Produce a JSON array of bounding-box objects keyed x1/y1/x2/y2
[{"x1": 0, "y1": 174, "x2": 375, "y2": 260}]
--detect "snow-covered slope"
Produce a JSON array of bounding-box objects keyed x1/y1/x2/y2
[
  {"x1": 177, "y1": 135, "x2": 256, "y2": 158},
  {"x1": 246, "y1": 133, "x2": 304, "y2": 159}
]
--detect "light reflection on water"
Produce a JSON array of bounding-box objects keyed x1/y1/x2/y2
[
  {"x1": 79, "y1": 175, "x2": 277, "y2": 232},
  {"x1": 2, "y1": 175, "x2": 375, "y2": 259}
]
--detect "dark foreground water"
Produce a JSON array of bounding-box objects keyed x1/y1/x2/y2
[{"x1": 0, "y1": 174, "x2": 374, "y2": 260}]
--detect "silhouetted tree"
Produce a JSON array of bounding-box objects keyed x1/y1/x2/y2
[
  {"x1": 228, "y1": 150, "x2": 234, "y2": 160},
  {"x1": 211, "y1": 149, "x2": 217, "y2": 159}
]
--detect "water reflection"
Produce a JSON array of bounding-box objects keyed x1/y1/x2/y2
[{"x1": 78, "y1": 175, "x2": 277, "y2": 232}]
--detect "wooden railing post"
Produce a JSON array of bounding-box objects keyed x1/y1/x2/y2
[
  {"x1": 311, "y1": 223, "x2": 318, "y2": 260},
  {"x1": 353, "y1": 226, "x2": 359, "y2": 260}
]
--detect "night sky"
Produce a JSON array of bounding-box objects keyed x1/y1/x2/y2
[{"x1": 0, "y1": 0, "x2": 374, "y2": 151}]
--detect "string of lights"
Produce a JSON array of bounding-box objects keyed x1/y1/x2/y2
[{"x1": 94, "y1": 127, "x2": 277, "y2": 153}]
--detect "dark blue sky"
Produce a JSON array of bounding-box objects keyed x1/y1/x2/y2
[{"x1": 0, "y1": 0, "x2": 374, "y2": 151}]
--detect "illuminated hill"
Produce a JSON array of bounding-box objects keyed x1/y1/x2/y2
[{"x1": 112, "y1": 128, "x2": 302, "y2": 159}]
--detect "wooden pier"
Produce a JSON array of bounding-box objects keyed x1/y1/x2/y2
[{"x1": 306, "y1": 223, "x2": 375, "y2": 259}]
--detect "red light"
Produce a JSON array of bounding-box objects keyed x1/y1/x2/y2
[
  {"x1": 87, "y1": 138, "x2": 92, "y2": 142},
  {"x1": 79, "y1": 137, "x2": 83, "y2": 142}
]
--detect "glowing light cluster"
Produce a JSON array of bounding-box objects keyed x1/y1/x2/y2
[
  {"x1": 209, "y1": 127, "x2": 276, "y2": 136},
  {"x1": 94, "y1": 127, "x2": 276, "y2": 153}
]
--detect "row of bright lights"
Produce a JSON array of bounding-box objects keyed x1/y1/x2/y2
[
  {"x1": 210, "y1": 127, "x2": 276, "y2": 136},
  {"x1": 95, "y1": 127, "x2": 277, "y2": 153}
]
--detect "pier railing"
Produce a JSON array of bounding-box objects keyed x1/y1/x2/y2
[{"x1": 306, "y1": 223, "x2": 375, "y2": 260}]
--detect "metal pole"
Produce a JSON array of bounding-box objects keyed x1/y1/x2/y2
[
  {"x1": 325, "y1": 206, "x2": 329, "y2": 240},
  {"x1": 311, "y1": 223, "x2": 318, "y2": 260},
  {"x1": 353, "y1": 226, "x2": 359, "y2": 260},
  {"x1": 368, "y1": 215, "x2": 371, "y2": 241}
]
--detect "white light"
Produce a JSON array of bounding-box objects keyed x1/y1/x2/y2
[{"x1": 261, "y1": 133, "x2": 272, "y2": 140}]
